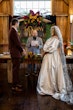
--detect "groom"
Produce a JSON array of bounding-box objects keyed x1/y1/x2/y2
[{"x1": 9, "y1": 18, "x2": 26, "y2": 91}]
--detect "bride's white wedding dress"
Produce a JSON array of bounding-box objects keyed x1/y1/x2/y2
[{"x1": 37, "y1": 37, "x2": 73, "y2": 104}]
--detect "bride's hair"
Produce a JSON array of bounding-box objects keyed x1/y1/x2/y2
[{"x1": 51, "y1": 25, "x2": 63, "y2": 44}]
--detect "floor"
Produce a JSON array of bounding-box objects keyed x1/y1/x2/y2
[{"x1": 0, "y1": 68, "x2": 73, "y2": 110}]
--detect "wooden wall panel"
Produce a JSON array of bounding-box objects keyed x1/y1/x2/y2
[
  {"x1": 52, "y1": 0, "x2": 69, "y2": 43},
  {"x1": 56, "y1": 16, "x2": 68, "y2": 42},
  {"x1": 52, "y1": 0, "x2": 69, "y2": 15},
  {"x1": 0, "y1": 0, "x2": 13, "y2": 53},
  {"x1": 0, "y1": 17, "x2": 3, "y2": 44},
  {"x1": 0, "y1": 0, "x2": 13, "y2": 15},
  {"x1": 69, "y1": 0, "x2": 73, "y2": 14},
  {"x1": 2, "y1": 16, "x2": 9, "y2": 44},
  {"x1": 0, "y1": 15, "x2": 9, "y2": 52}
]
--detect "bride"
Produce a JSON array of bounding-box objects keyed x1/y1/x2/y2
[{"x1": 37, "y1": 25, "x2": 73, "y2": 104}]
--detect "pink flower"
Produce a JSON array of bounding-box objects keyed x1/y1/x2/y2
[
  {"x1": 23, "y1": 16, "x2": 29, "y2": 19},
  {"x1": 30, "y1": 10, "x2": 34, "y2": 15}
]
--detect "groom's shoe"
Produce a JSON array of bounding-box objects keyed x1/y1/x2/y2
[
  {"x1": 12, "y1": 86, "x2": 23, "y2": 92},
  {"x1": 25, "y1": 72, "x2": 30, "y2": 76}
]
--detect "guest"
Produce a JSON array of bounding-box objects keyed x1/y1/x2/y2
[
  {"x1": 9, "y1": 18, "x2": 26, "y2": 92},
  {"x1": 26, "y1": 29, "x2": 43, "y2": 75},
  {"x1": 37, "y1": 26, "x2": 73, "y2": 104}
]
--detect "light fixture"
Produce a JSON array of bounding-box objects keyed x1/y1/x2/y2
[
  {"x1": 66, "y1": 46, "x2": 72, "y2": 56},
  {"x1": 70, "y1": 14, "x2": 73, "y2": 23}
]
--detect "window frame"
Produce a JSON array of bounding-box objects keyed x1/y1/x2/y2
[{"x1": 14, "y1": 0, "x2": 52, "y2": 15}]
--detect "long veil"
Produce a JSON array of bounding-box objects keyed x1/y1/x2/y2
[{"x1": 51, "y1": 26, "x2": 73, "y2": 104}]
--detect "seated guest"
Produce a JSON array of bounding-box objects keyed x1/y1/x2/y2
[{"x1": 26, "y1": 29, "x2": 43, "y2": 75}]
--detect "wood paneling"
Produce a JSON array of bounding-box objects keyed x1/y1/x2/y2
[
  {"x1": 56, "y1": 15, "x2": 68, "y2": 42},
  {"x1": 0, "y1": 15, "x2": 9, "y2": 44},
  {"x1": 0, "y1": 14, "x2": 9, "y2": 52},
  {"x1": 52, "y1": 0, "x2": 70, "y2": 43},
  {"x1": 69, "y1": 0, "x2": 73, "y2": 14},
  {"x1": 0, "y1": 0, "x2": 13, "y2": 53},
  {"x1": 0, "y1": 0, "x2": 13, "y2": 15},
  {"x1": 52, "y1": 0, "x2": 69, "y2": 15}
]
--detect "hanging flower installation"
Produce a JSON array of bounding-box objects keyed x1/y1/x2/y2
[{"x1": 22, "y1": 10, "x2": 51, "y2": 27}]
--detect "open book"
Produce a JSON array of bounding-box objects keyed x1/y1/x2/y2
[{"x1": 31, "y1": 40, "x2": 39, "y2": 46}]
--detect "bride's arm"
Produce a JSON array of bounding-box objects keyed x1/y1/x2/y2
[{"x1": 43, "y1": 38, "x2": 59, "y2": 53}]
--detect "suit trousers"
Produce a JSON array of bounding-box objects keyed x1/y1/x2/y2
[{"x1": 11, "y1": 58, "x2": 21, "y2": 86}]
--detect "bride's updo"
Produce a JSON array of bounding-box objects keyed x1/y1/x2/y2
[{"x1": 51, "y1": 25, "x2": 63, "y2": 43}]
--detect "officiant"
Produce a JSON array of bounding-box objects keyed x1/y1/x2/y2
[
  {"x1": 26, "y1": 30, "x2": 43, "y2": 54},
  {"x1": 26, "y1": 29, "x2": 43, "y2": 75}
]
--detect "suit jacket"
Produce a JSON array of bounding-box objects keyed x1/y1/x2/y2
[{"x1": 9, "y1": 27, "x2": 23, "y2": 58}]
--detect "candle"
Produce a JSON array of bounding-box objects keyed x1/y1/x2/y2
[{"x1": 67, "y1": 49, "x2": 72, "y2": 56}]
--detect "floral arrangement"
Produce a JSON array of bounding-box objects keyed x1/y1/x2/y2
[
  {"x1": 22, "y1": 10, "x2": 50, "y2": 27},
  {"x1": 21, "y1": 52, "x2": 42, "y2": 62},
  {"x1": 26, "y1": 52, "x2": 42, "y2": 59}
]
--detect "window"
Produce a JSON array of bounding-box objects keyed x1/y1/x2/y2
[{"x1": 14, "y1": 0, "x2": 52, "y2": 16}]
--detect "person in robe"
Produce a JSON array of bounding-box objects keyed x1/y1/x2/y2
[
  {"x1": 37, "y1": 25, "x2": 73, "y2": 104},
  {"x1": 9, "y1": 18, "x2": 26, "y2": 92},
  {"x1": 26, "y1": 29, "x2": 43, "y2": 75}
]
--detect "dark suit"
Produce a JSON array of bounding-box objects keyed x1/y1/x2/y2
[{"x1": 9, "y1": 27, "x2": 23, "y2": 86}]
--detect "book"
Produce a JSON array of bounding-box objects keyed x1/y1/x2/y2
[{"x1": 31, "y1": 40, "x2": 39, "y2": 46}]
